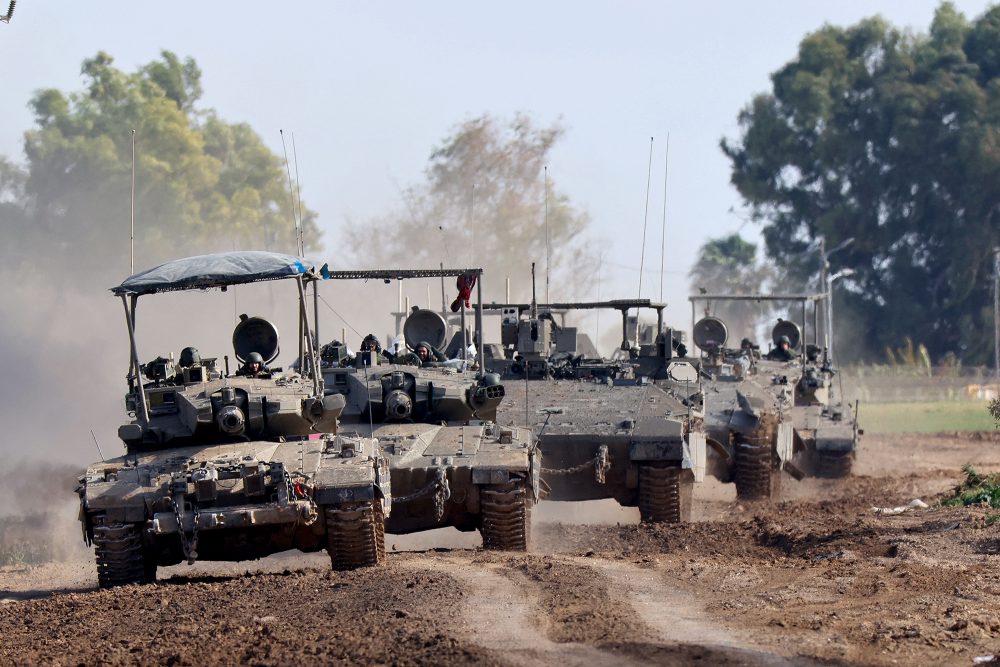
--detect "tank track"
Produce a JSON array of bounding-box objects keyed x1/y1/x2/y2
[
  {"x1": 638, "y1": 465, "x2": 690, "y2": 523},
  {"x1": 734, "y1": 437, "x2": 774, "y2": 500},
  {"x1": 816, "y1": 452, "x2": 853, "y2": 479},
  {"x1": 481, "y1": 482, "x2": 530, "y2": 551},
  {"x1": 93, "y1": 519, "x2": 154, "y2": 588},
  {"x1": 325, "y1": 501, "x2": 385, "y2": 570}
]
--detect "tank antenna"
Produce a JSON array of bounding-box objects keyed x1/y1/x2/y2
[
  {"x1": 280, "y1": 130, "x2": 302, "y2": 257},
  {"x1": 544, "y1": 165, "x2": 550, "y2": 304},
  {"x1": 130, "y1": 129, "x2": 135, "y2": 275},
  {"x1": 530, "y1": 262, "x2": 538, "y2": 319},
  {"x1": 637, "y1": 137, "x2": 654, "y2": 346},
  {"x1": 90, "y1": 429, "x2": 106, "y2": 462},
  {"x1": 291, "y1": 132, "x2": 305, "y2": 256},
  {"x1": 659, "y1": 133, "x2": 670, "y2": 306}
]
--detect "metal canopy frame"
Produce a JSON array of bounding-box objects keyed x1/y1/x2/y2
[
  {"x1": 481, "y1": 298, "x2": 669, "y2": 352},
  {"x1": 688, "y1": 293, "x2": 830, "y2": 369},
  {"x1": 118, "y1": 253, "x2": 325, "y2": 428},
  {"x1": 319, "y1": 267, "x2": 487, "y2": 374}
]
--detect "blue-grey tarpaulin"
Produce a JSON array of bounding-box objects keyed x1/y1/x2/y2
[{"x1": 111, "y1": 251, "x2": 316, "y2": 296}]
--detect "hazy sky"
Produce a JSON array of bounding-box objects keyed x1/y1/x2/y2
[{"x1": 2, "y1": 1, "x2": 996, "y2": 329}]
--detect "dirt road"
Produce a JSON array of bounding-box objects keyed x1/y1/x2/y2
[{"x1": 1, "y1": 432, "x2": 999, "y2": 666}]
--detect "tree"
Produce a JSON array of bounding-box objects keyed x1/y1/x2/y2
[
  {"x1": 346, "y1": 114, "x2": 594, "y2": 302},
  {"x1": 689, "y1": 233, "x2": 774, "y2": 342},
  {"x1": 722, "y1": 4, "x2": 1000, "y2": 364},
  {"x1": 5, "y1": 51, "x2": 317, "y2": 282}
]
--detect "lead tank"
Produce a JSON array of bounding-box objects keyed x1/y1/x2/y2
[
  {"x1": 77, "y1": 252, "x2": 391, "y2": 587},
  {"x1": 485, "y1": 296, "x2": 706, "y2": 523},
  {"x1": 317, "y1": 268, "x2": 540, "y2": 550}
]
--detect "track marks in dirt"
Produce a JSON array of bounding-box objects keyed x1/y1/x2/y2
[{"x1": 412, "y1": 554, "x2": 647, "y2": 667}]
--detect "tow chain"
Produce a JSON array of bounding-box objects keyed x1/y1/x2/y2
[
  {"x1": 171, "y1": 499, "x2": 200, "y2": 565},
  {"x1": 392, "y1": 468, "x2": 451, "y2": 521},
  {"x1": 540, "y1": 445, "x2": 611, "y2": 484}
]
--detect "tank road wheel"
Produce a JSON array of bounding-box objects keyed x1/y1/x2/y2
[
  {"x1": 638, "y1": 466, "x2": 692, "y2": 523},
  {"x1": 734, "y1": 438, "x2": 774, "y2": 501},
  {"x1": 93, "y1": 519, "x2": 154, "y2": 588},
  {"x1": 325, "y1": 501, "x2": 385, "y2": 571},
  {"x1": 816, "y1": 452, "x2": 853, "y2": 479},
  {"x1": 481, "y1": 482, "x2": 531, "y2": 551}
]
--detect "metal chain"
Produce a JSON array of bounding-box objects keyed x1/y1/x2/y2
[
  {"x1": 541, "y1": 445, "x2": 612, "y2": 485},
  {"x1": 171, "y1": 498, "x2": 199, "y2": 565},
  {"x1": 393, "y1": 468, "x2": 451, "y2": 521}
]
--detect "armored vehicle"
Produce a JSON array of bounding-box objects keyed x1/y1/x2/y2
[
  {"x1": 77, "y1": 252, "x2": 390, "y2": 587},
  {"x1": 486, "y1": 294, "x2": 706, "y2": 523},
  {"x1": 316, "y1": 268, "x2": 539, "y2": 550},
  {"x1": 688, "y1": 293, "x2": 860, "y2": 500}
]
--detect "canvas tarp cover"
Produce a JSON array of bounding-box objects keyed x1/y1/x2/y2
[{"x1": 111, "y1": 251, "x2": 314, "y2": 296}]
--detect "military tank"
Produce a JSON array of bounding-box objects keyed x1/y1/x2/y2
[
  {"x1": 688, "y1": 293, "x2": 860, "y2": 501},
  {"x1": 316, "y1": 268, "x2": 539, "y2": 550},
  {"x1": 77, "y1": 251, "x2": 390, "y2": 588},
  {"x1": 483, "y1": 290, "x2": 706, "y2": 523}
]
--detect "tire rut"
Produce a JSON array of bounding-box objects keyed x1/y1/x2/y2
[
  {"x1": 408, "y1": 555, "x2": 648, "y2": 667},
  {"x1": 573, "y1": 557, "x2": 813, "y2": 666}
]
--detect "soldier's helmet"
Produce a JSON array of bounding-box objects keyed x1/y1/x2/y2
[
  {"x1": 778, "y1": 335, "x2": 791, "y2": 347},
  {"x1": 179, "y1": 347, "x2": 201, "y2": 368},
  {"x1": 361, "y1": 334, "x2": 381, "y2": 353},
  {"x1": 247, "y1": 351, "x2": 264, "y2": 365}
]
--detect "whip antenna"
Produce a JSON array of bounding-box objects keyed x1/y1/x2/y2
[
  {"x1": 637, "y1": 137, "x2": 654, "y2": 299},
  {"x1": 0, "y1": 1, "x2": 14, "y2": 23},
  {"x1": 659, "y1": 134, "x2": 670, "y2": 305},
  {"x1": 130, "y1": 129, "x2": 136, "y2": 274},
  {"x1": 636, "y1": 137, "x2": 654, "y2": 346},
  {"x1": 291, "y1": 132, "x2": 305, "y2": 256},
  {"x1": 90, "y1": 429, "x2": 106, "y2": 462},
  {"x1": 280, "y1": 130, "x2": 302, "y2": 257},
  {"x1": 544, "y1": 165, "x2": 551, "y2": 304}
]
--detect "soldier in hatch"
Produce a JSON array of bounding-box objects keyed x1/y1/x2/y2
[
  {"x1": 766, "y1": 335, "x2": 795, "y2": 362},
  {"x1": 353, "y1": 334, "x2": 393, "y2": 367},
  {"x1": 397, "y1": 341, "x2": 449, "y2": 367},
  {"x1": 238, "y1": 351, "x2": 271, "y2": 378}
]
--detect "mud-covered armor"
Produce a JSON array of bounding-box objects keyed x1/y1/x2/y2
[
  {"x1": 77, "y1": 252, "x2": 391, "y2": 587},
  {"x1": 484, "y1": 294, "x2": 707, "y2": 523}
]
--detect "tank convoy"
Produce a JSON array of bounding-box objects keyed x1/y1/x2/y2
[
  {"x1": 688, "y1": 293, "x2": 860, "y2": 501},
  {"x1": 78, "y1": 258, "x2": 542, "y2": 588},
  {"x1": 483, "y1": 288, "x2": 706, "y2": 523}
]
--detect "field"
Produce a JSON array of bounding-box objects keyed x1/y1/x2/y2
[{"x1": 860, "y1": 400, "x2": 997, "y2": 434}]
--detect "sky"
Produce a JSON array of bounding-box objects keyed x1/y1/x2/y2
[{"x1": 1, "y1": 0, "x2": 996, "y2": 331}]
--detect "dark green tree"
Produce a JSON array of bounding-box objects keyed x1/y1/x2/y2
[
  {"x1": 722, "y1": 3, "x2": 1000, "y2": 363},
  {"x1": 346, "y1": 113, "x2": 594, "y2": 302},
  {"x1": 689, "y1": 233, "x2": 774, "y2": 342},
  {"x1": 6, "y1": 51, "x2": 317, "y2": 281}
]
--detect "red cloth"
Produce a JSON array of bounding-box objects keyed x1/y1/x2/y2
[{"x1": 450, "y1": 272, "x2": 478, "y2": 312}]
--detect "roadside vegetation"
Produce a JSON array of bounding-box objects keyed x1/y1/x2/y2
[{"x1": 943, "y1": 464, "x2": 1000, "y2": 524}]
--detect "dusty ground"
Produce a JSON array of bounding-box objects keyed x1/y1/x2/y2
[{"x1": 1, "y1": 431, "x2": 1000, "y2": 666}]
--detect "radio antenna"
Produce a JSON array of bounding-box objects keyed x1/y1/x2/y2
[
  {"x1": 90, "y1": 429, "x2": 106, "y2": 462},
  {"x1": 0, "y1": 1, "x2": 15, "y2": 23},
  {"x1": 291, "y1": 132, "x2": 305, "y2": 256},
  {"x1": 280, "y1": 130, "x2": 302, "y2": 257},
  {"x1": 544, "y1": 165, "x2": 551, "y2": 304},
  {"x1": 659, "y1": 133, "x2": 670, "y2": 305},
  {"x1": 636, "y1": 137, "x2": 654, "y2": 346},
  {"x1": 130, "y1": 129, "x2": 136, "y2": 274},
  {"x1": 637, "y1": 137, "x2": 653, "y2": 300}
]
